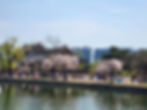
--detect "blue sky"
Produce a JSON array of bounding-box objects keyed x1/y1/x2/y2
[{"x1": 0, "y1": 0, "x2": 147, "y2": 49}]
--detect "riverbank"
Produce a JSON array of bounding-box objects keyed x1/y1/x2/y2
[{"x1": 0, "y1": 78, "x2": 147, "y2": 93}]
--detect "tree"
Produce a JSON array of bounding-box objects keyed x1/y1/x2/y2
[
  {"x1": 94, "y1": 59, "x2": 123, "y2": 82},
  {"x1": 128, "y1": 50, "x2": 147, "y2": 81},
  {"x1": 102, "y1": 46, "x2": 130, "y2": 60},
  {"x1": 0, "y1": 38, "x2": 24, "y2": 75}
]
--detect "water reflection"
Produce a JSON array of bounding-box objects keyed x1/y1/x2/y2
[
  {"x1": 94, "y1": 90, "x2": 147, "y2": 110},
  {"x1": 0, "y1": 84, "x2": 146, "y2": 110}
]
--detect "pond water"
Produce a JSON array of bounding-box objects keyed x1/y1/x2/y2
[{"x1": 0, "y1": 84, "x2": 147, "y2": 110}]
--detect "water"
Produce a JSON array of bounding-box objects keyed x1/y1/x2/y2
[{"x1": 0, "y1": 84, "x2": 147, "y2": 110}]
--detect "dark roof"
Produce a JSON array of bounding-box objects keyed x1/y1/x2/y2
[{"x1": 24, "y1": 44, "x2": 74, "y2": 56}]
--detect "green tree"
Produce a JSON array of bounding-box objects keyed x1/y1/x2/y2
[
  {"x1": 102, "y1": 46, "x2": 130, "y2": 60},
  {"x1": 0, "y1": 38, "x2": 24, "y2": 74},
  {"x1": 129, "y1": 50, "x2": 147, "y2": 81}
]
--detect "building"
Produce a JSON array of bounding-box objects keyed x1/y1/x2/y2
[{"x1": 20, "y1": 44, "x2": 80, "y2": 73}]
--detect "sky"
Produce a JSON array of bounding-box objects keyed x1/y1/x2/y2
[{"x1": 0, "y1": 0, "x2": 147, "y2": 49}]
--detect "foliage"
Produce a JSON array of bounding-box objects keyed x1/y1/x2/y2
[
  {"x1": 0, "y1": 38, "x2": 24, "y2": 71},
  {"x1": 129, "y1": 50, "x2": 147, "y2": 75},
  {"x1": 89, "y1": 61, "x2": 99, "y2": 74},
  {"x1": 118, "y1": 50, "x2": 147, "y2": 80},
  {"x1": 102, "y1": 46, "x2": 130, "y2": 60},
  {"x1": 78, "y1": 59, "x2": 90, "y2": 72},
  {"x1": 78, "y1": 63, "x2": 88, "y2": 71},
  {"x1": 119, "y1": 70, "x2": 136, "y2": 76},
  {"x1": 74, "y1": 51, "x2": 82, "y2": 58}
]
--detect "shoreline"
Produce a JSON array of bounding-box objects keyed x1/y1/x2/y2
[{"x1": 0, "y1": 78, "x2": 147, "y2": 93}]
